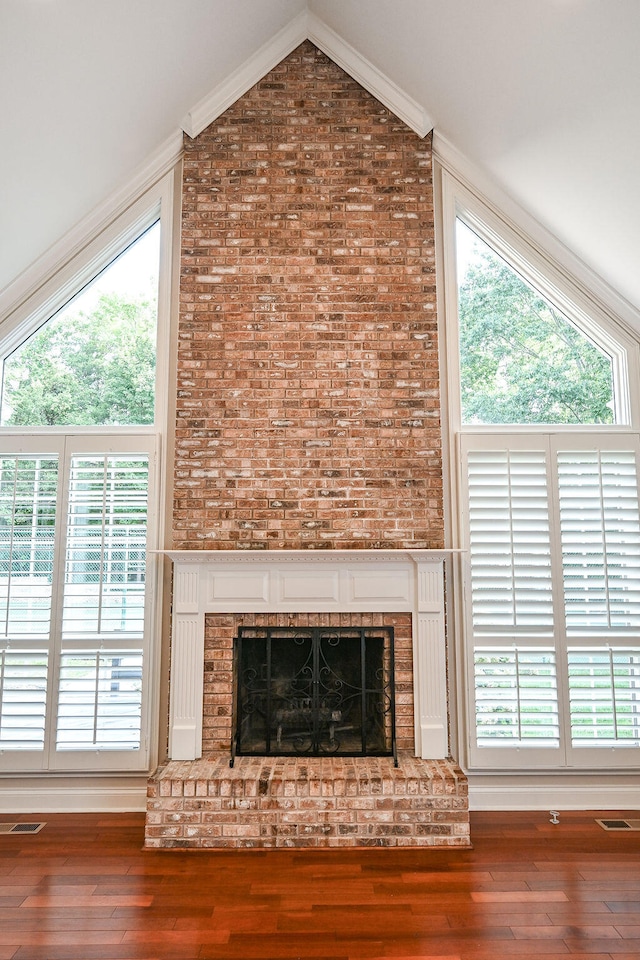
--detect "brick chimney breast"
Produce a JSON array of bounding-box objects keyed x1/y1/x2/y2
[{"x1": 175, "y1": 41, "x2": 442, "y2": 551}]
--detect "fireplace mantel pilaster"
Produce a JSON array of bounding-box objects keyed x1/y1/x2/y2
[{"x1": 162, "y1": 549, "x2": 456, "y2": 762}]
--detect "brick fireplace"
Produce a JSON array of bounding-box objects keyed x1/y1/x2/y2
[{"x1": 145, "y1": 41, "x2": 469, "y2": 848}]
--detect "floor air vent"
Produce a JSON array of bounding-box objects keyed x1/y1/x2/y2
[
  {"x1": 0, "y1": 822, "x2": 46, "y2": 834},
  {"x1": 596, "y1": 818, "x2": 640, "y2": 831}
]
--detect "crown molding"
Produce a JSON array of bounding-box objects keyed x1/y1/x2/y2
[
  {"x1": 182, "y1": 11, "x2": 309, "y2": 139},
  {"x1": 0, "y1": 130, "x2": 183, "y2": 325},
  {"x1": 307, "y1": 12, "x2": 433, "y2": 138},
  {"x1": 182, "y1": 9, "x2": 434, "y2": 141}
]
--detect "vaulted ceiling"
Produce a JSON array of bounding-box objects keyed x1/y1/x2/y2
[{"x1": 2, "y1": 0, "x2": 639, "y2": 322}]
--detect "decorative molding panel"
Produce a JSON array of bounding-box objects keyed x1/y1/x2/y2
[
  {"x1": 278, "y1": 570, "x2": 340, "y2": 603},
  {"x1": 210, "y1": 571, "x2": 269, "y2": 604},
  {"x1": 168, "y1": 615, "x2": 205, "y2": 760},
  {"x1": 174, "y1": 568, "x2": 200, "y2": 613},
  {"x1": 347, "y1": 569, "x2": 412, "y2": 604}
]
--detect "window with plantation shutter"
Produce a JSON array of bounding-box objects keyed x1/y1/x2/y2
[
  {"x1": 446, "y1": 183, "x2": 640, "y2": 771},
  {"x1": 467, "y1": 449, "x2": 553, "y2": 631},
  {"x1": 0, "y1": 649, "x2": 48, "y2": 750},
  {"x1": 0, "y1": 438, "x2": 155, "y2": 773},
  {"x1": 62, "y1": 456, "x2": 148, "y2": 641},
  {"x1": 474, "y1": 647, "x2": 559, "y2": 745},
  {"x1": 557, "y1": 451, "x2": 640, "y2": 631},
  {"x1": 56, "y1": 649, "x2": 143, "y2": 751},
  {"x1": 461, "y1": 434, "x2": 640, "y2": 769},
  {"x1": 568, "y1": 647, "x2": 640, "y2": 745},
  {"x1": 0, "y1": 179, "x2": 171, "y2": 777}
]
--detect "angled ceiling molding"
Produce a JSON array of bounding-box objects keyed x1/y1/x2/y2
[
  {"x1": 0, "y1": 130, "x2": 183, "y2": 325},
  {"x1": 433, "y1": 132, "x2": 640, "y2": 335},
  {"x1": 182, "y1": 9, "x2": 434, "y2": 141},
  {"x1": 182, "y1": 11, "x2": 309, "y2": 139},
  {"x1": 307, "y1": 13, "x2": 433, "y2": 138}
]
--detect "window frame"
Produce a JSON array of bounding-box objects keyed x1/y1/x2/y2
[
  {"x1": 0, "y1": 171, "x2": 175, "y2": 775},
  {"x1": 0, "y1": 434, "x2": 158, "y2": 773},
  {"x1": 436, "y1": 165, "x2": 640, "y2": 773},
  {"x1": 459, "y1": 430, "x2": 640, "y2": 770},
  {"x1": 438, "y1": 171, "x2": 640, "y2": 434}
]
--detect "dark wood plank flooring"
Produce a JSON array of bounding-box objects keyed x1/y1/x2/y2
[{"x1": 0, "y1": 809, "x2": 639, "y2": 959}]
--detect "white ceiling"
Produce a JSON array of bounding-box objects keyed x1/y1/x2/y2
[{"x1": 2, "y1": 0, "x2": 640, "y2": 320}]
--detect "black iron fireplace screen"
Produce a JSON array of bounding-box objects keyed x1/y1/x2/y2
[{"x1": 232, "y1": 626, "x2": 397, "y2": 765}]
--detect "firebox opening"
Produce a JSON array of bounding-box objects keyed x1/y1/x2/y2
[{"x1": 231, "y1": 626, "x2": 397, "y2": 766}]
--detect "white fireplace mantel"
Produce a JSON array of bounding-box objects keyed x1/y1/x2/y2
[{"x1": 162, "y1": 549, "x2": 458, "y2": 762}]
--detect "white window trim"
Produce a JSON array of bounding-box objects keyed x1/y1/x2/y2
[
  {"x1": 0, "y1": 168, "x2": 178, "y2": 775},
  {"x1": 435, "y1": 162, "x2": 640, "y2": 773}
]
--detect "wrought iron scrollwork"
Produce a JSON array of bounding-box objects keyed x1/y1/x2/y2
[{"x1": 233, "y1": 626, "x2": 396, "y2": 764}]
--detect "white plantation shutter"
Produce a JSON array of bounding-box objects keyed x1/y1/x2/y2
[
  {"x1": 57, "y1": 649, "x2": 143, "y2": 751},
  {"x1": 466, "y1": 449, "x2": 553, "y2": 630},
  {"x1": 0, "y1": 457, "x2": 57, "y2": 640},
  {"x1": 568, "y1": 648, "x2": 640, "y2": 745},
  {"x1": 474, "y1": 647, "x2": 559, "y2": 745},
  {"x1": 557, "y1": 451, "x2": 640, "y2": 630},
  {"x1": 0, "y1": 649, "x2": 48, "y2": 750},
  {"x1": 0, "y1": 438, "x2": 155, "y2": 772},
  {"x1": 51, "y1": 445, "x2": 152, "y2": 770},
  {"x1": 0, "y1": 457, "x2": 57, "y2": 754},
  {"x1": 56, "y1": 455, "x2": 149, "y2": 755},
  {"x1": 462, "y1": 434, "x2": 640, "y2": 768},
  {"x1": 62, "y1": 456, "x2": 148, "y2": 640}
]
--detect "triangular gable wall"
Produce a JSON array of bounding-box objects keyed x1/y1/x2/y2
[{"x1": 174, "y1": 39, "x2": 441, "y2": 551}]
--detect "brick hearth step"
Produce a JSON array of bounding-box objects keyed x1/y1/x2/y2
[{"x1": 145, "y1": 754, "x2": 470, "y2": 849}]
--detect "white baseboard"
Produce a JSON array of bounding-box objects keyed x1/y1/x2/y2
[
  {"x1": 2, "y1": 776, "x2": 637, "y2": 815},
  {"x1": 469, "y1": 779, "x2": 640, "y2": 811},
  {"x1": 0, "y1": 782, "x2": 147, "y2": 813}
]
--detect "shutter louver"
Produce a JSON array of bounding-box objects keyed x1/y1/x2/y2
[
  {"x1": 474, "y1": 647, "x2": 559, "y2": 745},
  {"x1": 467, "y1": 450, "x2": 553, "y2": 629},
  {"x1": 62, "y1": 456, "x2": 148, "y2": 639},
  {"x1": 56, "y1": 649, "x2": 142, "y2": 751},
  {"x1": 558, "y1": 451, "x2": 640, "y2": 630},
  {"x1": 0, "y1": 649, "x2": 48, "y2": 749},
  {"x1": 568, "y1": 648, "x2": 640, "y2": 745}
]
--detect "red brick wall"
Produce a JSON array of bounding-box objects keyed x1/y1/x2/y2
[{"x1": 175, "y1": 41, "x2": 442, "y2": 550}]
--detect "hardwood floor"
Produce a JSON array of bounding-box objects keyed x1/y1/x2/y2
[{"x1": 0, "y1": 809, "x2": 639, "y2": 960}]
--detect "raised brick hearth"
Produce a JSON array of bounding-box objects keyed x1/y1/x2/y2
[{"x1": 146, "y1": 756, "x2": 469, "y2": 848}]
